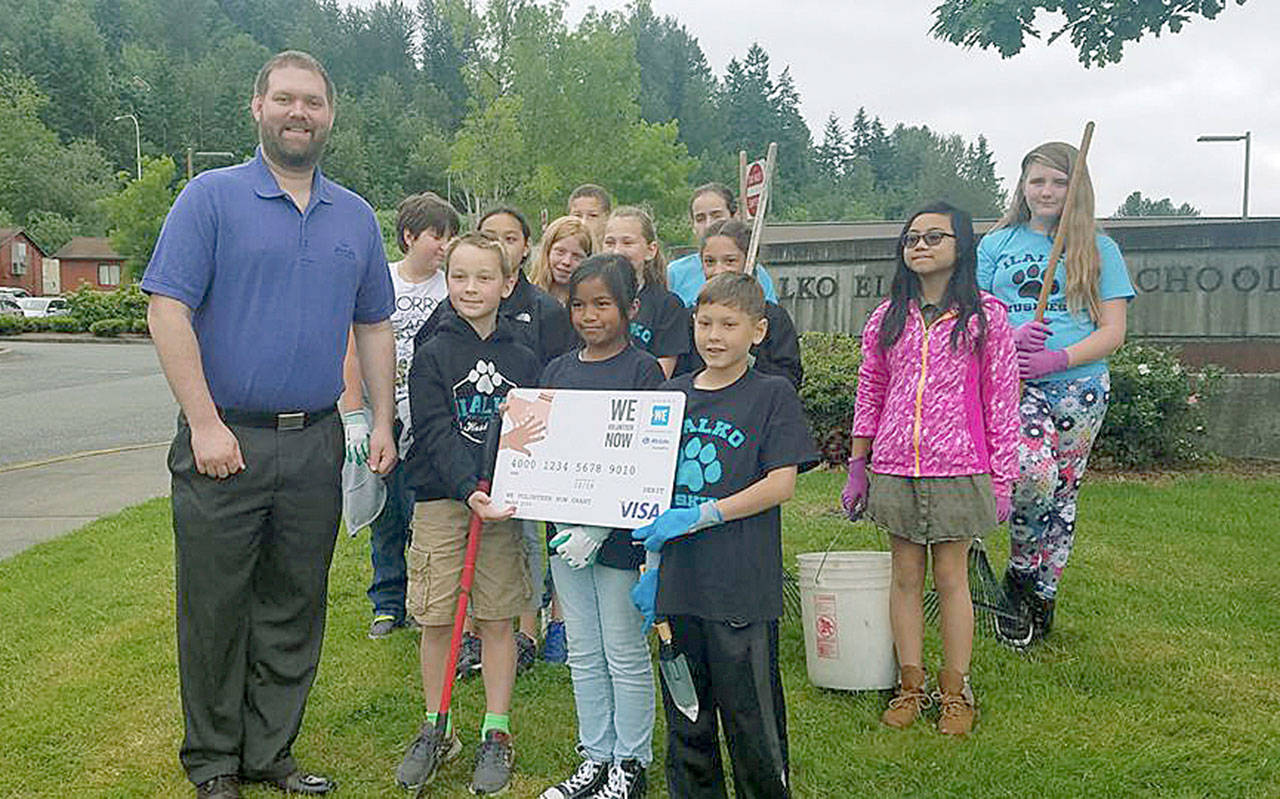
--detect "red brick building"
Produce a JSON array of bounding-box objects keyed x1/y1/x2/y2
[
  {"x1": 0, "y1": 228, "x2": 49, "y2": 296},
  {"x1": 53, "y1": 237, "x2": 128, "y2": 292}
]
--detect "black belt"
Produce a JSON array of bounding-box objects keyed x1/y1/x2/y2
[{"x1": 218, "y1": 406, "x2": 337, "y2": 431}]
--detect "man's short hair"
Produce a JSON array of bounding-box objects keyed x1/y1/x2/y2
[
  {"x1": 254, "y1": 50, "x2": 335, "y2": 105},
  {"x1": 568, "y1": 184, "x2": 612, "y2": 213},
  {"x1": 696, "y1": 272, "x2": 766, "y2": 321},
  {"x1": 444, "y1": 231, "x2": 514, "y2": 277},
  {"x1": 396, "y1": 192, "x2": 460, "y2": 253}
]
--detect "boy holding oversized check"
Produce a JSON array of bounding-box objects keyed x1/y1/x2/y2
[
  {"x1": 631, "y1": 272, "x2": 818, "y2": 799},
  {"x1": 397, "y1": 231, "x2": 540, "y2": 795}
]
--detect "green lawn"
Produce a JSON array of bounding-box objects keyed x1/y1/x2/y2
[{"x1": 1, "y1": 473, "x2": 1278, "y2": 797}]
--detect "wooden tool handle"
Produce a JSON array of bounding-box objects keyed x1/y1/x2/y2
[
  {"x1": 655, "y1": 619, "x2": 673, "y2": 644},
  {"x1": 1034, "y1": 121, "x2": 1095, "y2": 322}
]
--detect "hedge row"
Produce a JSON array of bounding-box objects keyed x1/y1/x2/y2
[{"x1": 797, "y1": 332, "x2": 1220, "y2": 470}]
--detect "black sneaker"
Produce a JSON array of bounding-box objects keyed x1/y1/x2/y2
[
  {"x1": 395, "y1": 722, "x2": 461, "y2": 789},
  {"x1": 596, "y1": 759, "x2": 646, "y2": 799},
  {"x1": 538, "y1": 756, "x2": 610, "y2": 799},
  {"x1": 516, "y1": 631, "x2": 538, "y2": 675},
  {"x1": 456, "y1": 632, "x2": 483, "y2": 679},
  {"x1": 470, "y1": 730, "x2": 514, "y2": 795},
  {"x1": 995, "y1": 569, "x2": 1035, "y2": 649},
  {"x1": 368, "y1": 614, "x2": 399, "y2": 639},
  {"x1": 195, "y1": 775, "x2": 240, "y2": 799}
]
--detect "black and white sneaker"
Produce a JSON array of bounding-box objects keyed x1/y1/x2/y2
[
  {"x1": 596, "y1": 760, "x2": 646, "y2": 799},
  {"x1": 995, "y1": 569, "x2": 1035, "y2": 649},
  {"x1": 537, "y1": 756, "x2": 610, "y2": 799},
  {"x1": 456, "y1": 631, "x2": 483, "y2": 679}
]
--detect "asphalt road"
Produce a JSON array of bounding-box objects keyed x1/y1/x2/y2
[{"x1": 0, "y1": 340, "x2": 177, "y2": 468}]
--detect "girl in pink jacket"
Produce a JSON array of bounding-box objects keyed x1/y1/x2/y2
[{"x1": 842, "y1": 202, "x2": 1019, "y2": 735}]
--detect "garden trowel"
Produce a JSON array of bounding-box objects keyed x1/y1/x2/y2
[{"x1": 655, "y1": 619, "x2": 699, "y2": 722}]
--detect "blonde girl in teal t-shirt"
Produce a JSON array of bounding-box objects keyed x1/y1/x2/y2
[{"x1": 977, "y1": 140, "x2": 1135, "y2": 648}]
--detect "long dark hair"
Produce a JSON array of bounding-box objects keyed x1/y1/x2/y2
[{"x1": 878, "y1": 201, "x2": 987, "y2": 353}]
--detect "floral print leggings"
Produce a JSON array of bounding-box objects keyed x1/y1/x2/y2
[{"x1": 1009, "y1": 373, "x2": 1110, "y2": 600}]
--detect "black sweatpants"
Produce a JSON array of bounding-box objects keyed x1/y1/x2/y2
[
  {"x1": 662, "y1": 616, "x2": 789, "y2": 799},
  {"x1": 170, "y1": 414, "x2": 343, "y2": 785}
]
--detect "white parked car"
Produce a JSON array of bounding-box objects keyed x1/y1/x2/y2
[
  {"x1": 17, "y1": 296, "x2": 69, "y2": 318},
  {"x1": 0, "y1": 296, "x2": 22, "y2": 319},
  {"x1": 0, "y1": 287, "x2": 31, "y2": 300}
]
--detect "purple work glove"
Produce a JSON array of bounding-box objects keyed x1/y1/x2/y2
[
  {"x1": 1013, "y1": 320, "x2": 1051, "y2": 353},
  {"x1": 1018, "y1": 348, "x2": 1069, "y2": 381},
  {"x1": 841, "y1": 457, "x2": 868, "y2": 521},
  {"x1": 995, "y1": 493, "x2": 1012, "y2": 524}
]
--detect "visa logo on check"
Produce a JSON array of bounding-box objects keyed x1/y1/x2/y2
[{"x1": 620, "y1": 500, "x2": 661, "y2": 520}]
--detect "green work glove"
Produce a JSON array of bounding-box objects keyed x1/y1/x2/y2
[{"x1": 341, "y1": 410, "x2": 370, "y2": 466}]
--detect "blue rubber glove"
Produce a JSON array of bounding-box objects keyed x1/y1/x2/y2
[
  {"x1": 631, "y1": 564, "x2": 659, "y2": 629},
  {"x1": 630, "y1": 501, "x2": 723, "y2": 552}
]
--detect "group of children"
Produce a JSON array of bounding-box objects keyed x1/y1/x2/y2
[{"x1": 342, "y1": 137, "x2": 1131, "y2": 797}]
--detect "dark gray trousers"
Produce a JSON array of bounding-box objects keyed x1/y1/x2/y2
[{"x1": 170, "y1": 414, "x2": 342, "y2": 785}]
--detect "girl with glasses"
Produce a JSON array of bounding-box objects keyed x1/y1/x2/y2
[{"x1": 843, "y1": 201, "x2": 1019, "y2": 735}]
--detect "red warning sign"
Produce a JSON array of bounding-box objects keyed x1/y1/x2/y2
[
  {"x1": 744, "y1": 160, "x2": 766, "y2": 218},
  {"x1": 814, "y1": 593, "x2": 838, "y2": 659}
]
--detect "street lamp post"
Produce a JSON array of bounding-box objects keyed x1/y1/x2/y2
[
  {"x1": 113, "y1": 113, "x2": 142, "y2": 181},
  {"x1": 1196, "y1": 132, "x2": 1251, "y2": 218}
]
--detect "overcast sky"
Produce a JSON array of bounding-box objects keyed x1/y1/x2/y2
[{"x1": 349, "y1": 0, "x2": 1275, "y2": 217}]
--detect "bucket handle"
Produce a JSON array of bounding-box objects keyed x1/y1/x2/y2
[{"x1": 814, "y1": 510, "x2": 889, "y2": 586}]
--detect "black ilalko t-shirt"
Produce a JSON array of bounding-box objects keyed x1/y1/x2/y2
[
  {"x1": 539, "y1": 344, "x2": 667, "y2": 570},
  {"x1": 656, "y1": 368, "x2": 819, "y2": 622},
  {"x1": 629, "y1": 283, "x2": 690, "y2": 359}
]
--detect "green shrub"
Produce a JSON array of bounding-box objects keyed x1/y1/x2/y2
[
  {"x1": 0, "y1": 315, "x2": 27, "y2": 334},
  {"x1": 65, "y1": 283, "x2": 148, "y2": 329},
  {"x1": 47, "y1": 315, "x2": 85, "y2": 333},
  {"x1": 1094, "y1": 343, "x2": 1221, "y2": 468},
  {"x1": 798, "y1": 331, "x2": 861, "y2": 463},
  {"x1": 797, "y1": 334, "x2": 1219, "y2": 469},
  {"x1": 23, "y1": 317, "x2": 52, "y2": 332},
  {"x1": 130, "y1": 318, "x2": 149, "y2": 334},
  {"x1": 89, "y1": 317, "x2": 130, "y2": 337}
]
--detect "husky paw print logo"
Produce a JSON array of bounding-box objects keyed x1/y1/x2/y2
[
  {"x1": 1011, "y1": 264, "x2": 1060, "y2": 300},
  {"x1": 676, "y1": 438, "x2": 722, "y2": 493},
  {"x1": 466, "y1": 360, "x2": 504, "y2": 394}
]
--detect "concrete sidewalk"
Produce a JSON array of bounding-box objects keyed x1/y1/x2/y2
[{"x1": 0, "y1": 444, "x2": 170, "y2": 560}]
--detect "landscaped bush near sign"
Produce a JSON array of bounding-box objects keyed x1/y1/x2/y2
[
  {"x1": 797, "y1": 331, "x2": 861, "y2": 464},
  {"x1": 64, "y1": 283, "x2": 148, "y2": 329},
  {"x1": 797, "y1": 334, "x2": 1221, "y2": 469},
  {"x1": 88, "y1": 317, "x2": 130, "y2": 337},
  {"x1": 1094, "y1": 343, "x2": 1221, "y2": 468}
]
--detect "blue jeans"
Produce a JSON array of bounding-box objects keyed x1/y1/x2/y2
[
  {"x1": 367, "y1": 462, "x2": 414, "y2": 619},
  {"x1": 549, "y1": 556, "x2": 654, "y2": 765}
]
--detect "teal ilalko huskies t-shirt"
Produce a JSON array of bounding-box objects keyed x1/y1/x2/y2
[{"x1": 977, "y1": 223, "x2": 1135, "y2": 382}]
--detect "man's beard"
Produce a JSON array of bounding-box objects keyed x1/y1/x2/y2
[{"x1": 260, "y1": 120, "x2": 329, "y2": 172}]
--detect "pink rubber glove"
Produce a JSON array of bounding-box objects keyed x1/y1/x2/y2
[
  {"x1": 1014, "y1": 320, "x2": 1051, "y2": 353},
  {"x1": 841, "y1": 457, "x2": 868, "y2": 521},
  {"x1": 1018, "y1": 348, "x2": 1068, "y2": 380},
  {"x1": 995, "y1": 493, "x2": 1012, "y2": 524}
]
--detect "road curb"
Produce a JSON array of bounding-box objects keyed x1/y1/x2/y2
[
  {"x1": 0, "y1": 333, "x2": 153, "y2": 345},
  {"x1": 0, "y1": 441, "x2": 169, "y2": 474}
]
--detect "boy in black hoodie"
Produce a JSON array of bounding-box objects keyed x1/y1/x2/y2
[{"x1": 397, "y1": 232, "x2": 539, "y2": 795}]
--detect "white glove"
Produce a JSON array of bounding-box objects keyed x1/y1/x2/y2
[
  {"x1": 550, "y1": 525, "x2": 611, "y2": 569},
  {"x1": 341, "y1": 410, "x2": 370, "y2": 465}
]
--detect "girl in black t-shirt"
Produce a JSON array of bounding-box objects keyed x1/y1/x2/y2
[
  {"x1": 603, "y1": 205, "x2": 690, "y2": 378},
  {"x1": 537, "y1": 254, "x2": 665, "y2": 799}
]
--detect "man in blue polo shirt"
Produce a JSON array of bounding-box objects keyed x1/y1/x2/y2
[
  {"x1": 143, "y1": 51, "x2": 396, "y2": 799},
  {"x1": 666, "y1": 182, "x2": 778, "y2": 306}
]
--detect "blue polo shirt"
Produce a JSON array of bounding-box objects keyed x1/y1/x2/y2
[
  {"x1": 142, "y1": 148, "x2": 393, "y2": 412},
  {"x1": 666, "y1": 252, "x2": 778, "y2": 307}
]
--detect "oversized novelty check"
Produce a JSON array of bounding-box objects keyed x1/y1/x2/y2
[{"x1": 490, "y1": 389, "x2": 686, "y2": 529}]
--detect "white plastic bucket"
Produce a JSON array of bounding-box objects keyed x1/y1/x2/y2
[{"x1": 797, "y1": 551, "x2": 897, "y2": 691}]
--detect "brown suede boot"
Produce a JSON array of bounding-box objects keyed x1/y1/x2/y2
[
  {"x1": 936, "y1": 667, "x2": 977, "y2": 736},
  {"x1": 881, "y1": 665, "x2": 932, "y2": 729}
]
